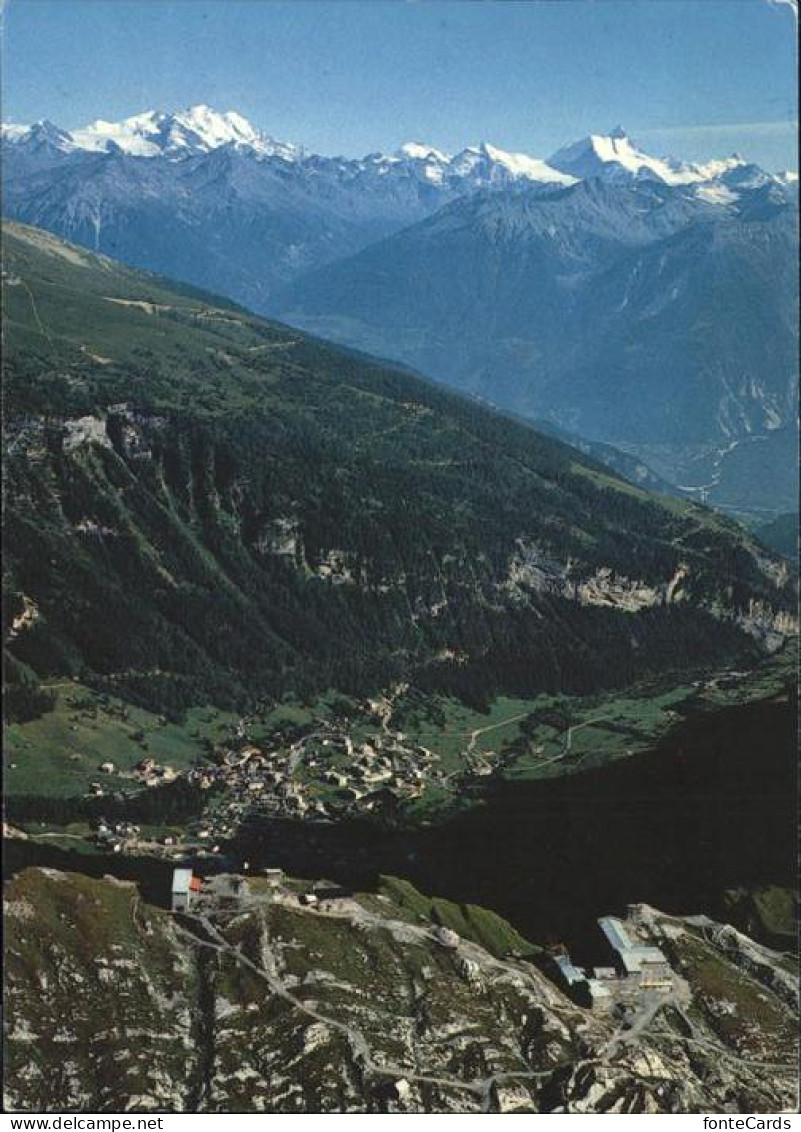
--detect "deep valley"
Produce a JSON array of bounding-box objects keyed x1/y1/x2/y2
[{"x1": 2, "y1": 193, "x2": 797, "y2": 1112}]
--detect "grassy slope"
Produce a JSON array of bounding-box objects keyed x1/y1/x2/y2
[
  {"x1": 373, "y1": 875, "x2": 539, "y2": 958},
  {"x1": 394, "y1": 646, "x2": 796, "y2": 777},
  {"x1": 3, "y1": 682, "x2": 235, "y2": 797}
]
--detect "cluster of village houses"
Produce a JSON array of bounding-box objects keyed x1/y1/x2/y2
[
  {"x1": 553, "y1": 910, "x2": 672, "y2": 1008},
  {"x1": 183, "y1": 727, "x2": 443, "y2": 832},
  {"x1": 89, "y1": 720, "x2": 450, "y2": 854},
  {"x1": 92, "y1": 818, "x2": 141, "y2": 852},
  {"x1": 88, "y1": 755, "x2": 179, "y2": 798}
]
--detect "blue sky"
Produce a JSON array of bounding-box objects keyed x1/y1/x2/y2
[{"x1": 3, "y1": 0, "x2": 798, "y2": 169}]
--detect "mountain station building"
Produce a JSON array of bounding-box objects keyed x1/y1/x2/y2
[{"x1": 171, "y1": 868, "x2": 202, "y2": 912}]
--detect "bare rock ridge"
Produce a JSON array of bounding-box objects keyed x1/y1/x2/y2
[{"x1": 4, "y1": 868, "x2": 797, "y2": 1113}]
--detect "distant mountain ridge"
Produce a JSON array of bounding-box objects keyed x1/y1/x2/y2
[
  {"x1": 5, "y1": 105, "x2": 795, "y2": 181},
  {"x1": 275, "y1": 174, "x2": 799, "y2": 514},
  {"x1": 0, "y1": 106, "x2": 579, "y2": 310}
]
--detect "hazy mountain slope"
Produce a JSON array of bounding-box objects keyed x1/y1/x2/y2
[
  {"x1": 3, "y1": 223, "x2": 794, "y2": 721},
  {"x1": 275, "y1": 179, "x2": 721, "y2": 390},
  {"x1": 754, "y1": 512, "x2": 799, "y2": 561},
  {"x1": 275, "y1": 178, "x2": 798, "y2": 510},
  {"x1": 531, "y1": 421, "x2": 679, "y2": 496},
  {"x1": 2, "y1": 144, "x2": 396, "y2": 310},
  {"x1": 555, "y1": 205, "x2": 798, "y2": 446},
  {"x1": 4, "y1": 868, "x2": 797, "y2": 1113}
]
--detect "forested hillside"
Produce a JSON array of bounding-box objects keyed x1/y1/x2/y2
[{"x1": 3, "y1": 223, "x2": 794, "y2": 721}]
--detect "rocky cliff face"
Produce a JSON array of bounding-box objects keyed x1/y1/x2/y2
[
  {"x1": 504, "y1": 542, "x2": 798, "y2": 649},
  {"x1": 4, "y1": 869, "x2": 797, "y2": 1113}
]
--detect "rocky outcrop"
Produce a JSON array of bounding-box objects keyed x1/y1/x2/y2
[
  {"x1": 63, "y1": 415, "x2": 112, "y2": 453},
  {"x1": 735, "y1": 601, "x2": 799, "y2": 652},
  {"x1": 505, "y1": 541, "x2": 796, "y2": 647}
]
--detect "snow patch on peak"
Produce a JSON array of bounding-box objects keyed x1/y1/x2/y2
[
  {"x1": 72, "y1": 112, "x2": 164, "y2": 156},
  {"x1": 69, "y1": 104, "x2": 301, "y2": 161},
  {"x1": 479, "y1": 142, "x2": 571, "y2": 181},
  {"x1": 397, "y1": 141, "x2": 451, "y2": 163},
  {"x1": 450, "y1": 143, "x2": 575, "y2": 186},
  {"x1": 1, "y1": 124, "x2": 30, "y2": 141},
  {"x1": 693, "y1": 182, "x2": 740, "y2": 206},
  {"x1": 1, "y1": 120, "x2": 76, "y2": 153},
  {"x1": 589, "y1": 132, "x2": 638, "y2": 163},
  {"x1": 175, "y1": 104, "x2": 259, "y2": 144},
  {"x1": 691, "y1": 155, "x2": 748, "y2": 181}
]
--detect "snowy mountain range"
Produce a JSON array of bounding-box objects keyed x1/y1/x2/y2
[
  {"x1": 0, "y1": 106, "x2": 584, "y2": 306},
  {"x1": 7, "y1": 102, "x2": 797, "y2": 187},
  {"x1": 1, "y1": 103, "x2": 581, "y2": 185},
  {"x1": 2, "y1": 105, "x2": 797, "y2": 514},
  {"x1": 2, "y1": 105, "x2": 296, "y2": 158}
]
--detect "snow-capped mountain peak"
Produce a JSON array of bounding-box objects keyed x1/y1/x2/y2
[
  {"x1": 478, "y1": 142, "x2": 576, "y2": 184},
  {"x1": 396, "y1": 141, "x2": 451, "y2": 163},
  {"x1": 63, "y1": 104, "x2": 301, "y2": 161},
  {"x1": 2, "y1": 119, "x2": 75, "y2": 152},
  {"x1": 446, "y1": 142, "x2": 574, "y2": 186},
  {"x1": 547, "y1": 127, "x2": 751, "y2": 187},
  {"x1": 549, "y1": 127, "x2": 668, "y2": 181}
]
